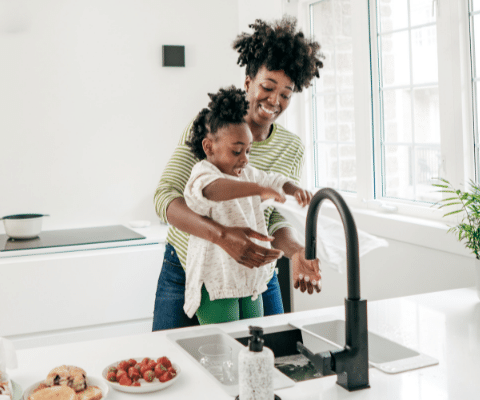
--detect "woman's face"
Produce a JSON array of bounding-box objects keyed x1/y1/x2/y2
[
  {"x1": 244, "y1": 65, "x2": 294, "y2": 130},
  {"x1": 202, "y1": 123, "x2": 253, "y2": 177}
]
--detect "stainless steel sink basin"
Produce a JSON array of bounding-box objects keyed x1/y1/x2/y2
[
  {"x1": 289, "y1": 315, "x2": 439, "y2": 374},
  {"x1": 166, "y1": 326, "x2": 297, "y2": 397}
]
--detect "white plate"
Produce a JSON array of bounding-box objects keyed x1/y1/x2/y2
[
  {"x1": 101, "y1": 358, "x2": 180, "y2": 394},
  {"x1": 12, "y1": 381, "x2": 22, "y2": 400},
  {"x1": 22, "y1": 377, "x2": 109, "y2": 400}
]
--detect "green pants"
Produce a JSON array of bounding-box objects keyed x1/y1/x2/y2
[{"x1": 196, "y1": 285, "x2": 264, "y2": 325}]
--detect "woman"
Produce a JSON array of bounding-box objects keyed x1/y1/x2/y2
[{"x1": 153, "y1": 16, "x2": 324, "y2": 331}]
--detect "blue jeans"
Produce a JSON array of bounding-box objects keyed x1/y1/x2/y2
[{"x1": 152, "y1": 243, "x2": 284, "y2": 331}]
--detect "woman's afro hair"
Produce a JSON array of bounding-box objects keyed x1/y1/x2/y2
[
  {"x1": 232, "y1": 16, "x2": 324, "y2": 92},
  {"x1": 186, "y1": 85, "x2": 249, "y2": 160}
]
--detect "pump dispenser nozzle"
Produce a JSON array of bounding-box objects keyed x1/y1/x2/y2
[{"x1": 248, "y1": 326, "x2": 264, "y2": 352}]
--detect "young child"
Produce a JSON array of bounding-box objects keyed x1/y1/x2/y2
[{"x1": 183, "y1": 86, "x2": 313, "y2": 324}]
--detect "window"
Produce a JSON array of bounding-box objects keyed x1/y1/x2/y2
[
  {"x1": 377, "y1": 0, "x2": 440, "y2": 203},
  {"x1": 310, "y1": 0, "x2": 356, "y2": 193},
  {"x1": 303, "y1": 0, "x2": 474, "y2": 220},
  {"x1": 470, "y1": 0, "x2": 480, "y2": 179}
]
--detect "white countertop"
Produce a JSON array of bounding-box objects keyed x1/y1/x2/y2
[
  {"x1": 9, "y1": 287, "x2": 480, "y2": 399},
  {"x1": 0, "y1": 224, "x2": 168, "y2": 260}
]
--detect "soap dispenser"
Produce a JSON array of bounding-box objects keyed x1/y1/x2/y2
[{"x1": 237, "y1": 326, "x2": 280, "y2": 400}]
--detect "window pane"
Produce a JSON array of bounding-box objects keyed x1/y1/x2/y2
[
  {"x1": 336, "y1": 42, "x2": 354, "y2": 91},
  {"x1": 411, "y1": 26, "x2": 438, "y2": 84},
  {"x1": 377, "y1": 1, "x2": 439, "y2": 204},
  {"x1": 316, "y1": 143, "x2": 338, "y2": 189},
  {"x1": 383, "y1": 89, "x2": 412, "y2": 143},
  {"x1": 380, "y1": 31, "x2": 410, "y2": 87},
  {"x1": 410, "y1": 0, "x2": 435, "y2": 27},
  {"x1": 471, "y1": 5, "x2": 480, "y2": 182},
  {"x1": 415, "y1": 147, "x2": 442, "y2": 202},
  {"x1": 311, "y1": 0, "x2": 334, "y2": 46},
  {"x1": 475, "y1": 14, "x2": 480, "y2": 79},
  {"x1": 378, "y1": 0, "x2": 408, "y2": 32},
  {"x1": 413, "y1": 87, "x2": 440, "y2": 144},
  {"x1": 317, "y1": 47, "x2": 335, "y2": 93},
  {"x1": 315, "y1": 94, "x2": 337, "y2": 141},
  {"x1": 383, "y1": 145, "x2": 413, "y2": 200},
  {"x1": 339, "y1": 144, "x2": 356, "y2": 192},
  {"x1": 473, "y1": 0, "x2": 480, "y2": 12},
  {"x1": 311, "y1": 0, "x2": 356, "y2": 192},
  {"x1": 338, "y1": 94, "x2": 355, "y2": 141}
]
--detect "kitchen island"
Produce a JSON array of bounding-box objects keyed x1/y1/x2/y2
[{"x1": 9, "y1": 287, "x2": 480, "y2": 399}]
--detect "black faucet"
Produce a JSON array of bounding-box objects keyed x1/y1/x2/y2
[{"x1": 296, "y1": 187, "x2": 370, "y2": 391}]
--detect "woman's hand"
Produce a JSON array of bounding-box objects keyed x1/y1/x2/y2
[
  {"x1": 215, "y1": 226, "x2": 284, "y2": 269},
  {"x1": 292, "y1": 251, "x2": 321, "y2": 294}
]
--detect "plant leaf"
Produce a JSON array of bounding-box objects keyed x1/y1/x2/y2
[{"x1": 443, "y1": 210, "x2": 463, "y2": 217}]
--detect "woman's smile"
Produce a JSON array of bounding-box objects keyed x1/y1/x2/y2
[{"x1": 244, "y1": 65, "x2": 294, "y2": 140}]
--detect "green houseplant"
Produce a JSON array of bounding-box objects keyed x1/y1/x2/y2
[{"x1": 433, "y1": 178, "x2": 480, "y2": 298}]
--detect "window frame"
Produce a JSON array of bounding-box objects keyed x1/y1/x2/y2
[{"x1": 291, "y1": 0, "x2": 475, "y2": 225}]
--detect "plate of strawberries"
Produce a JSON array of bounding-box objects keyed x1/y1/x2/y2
[{"x1": 101, "y1": 357, "x2": 179, "y2": 393}]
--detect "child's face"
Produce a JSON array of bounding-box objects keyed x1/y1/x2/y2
[{"x1": 203, "y1": 123, "x2": 253, "y2": 177}]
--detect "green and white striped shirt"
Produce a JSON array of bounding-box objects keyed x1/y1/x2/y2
[{"x1": 154, "y1": 121, "x2": 305, "y2": 276}]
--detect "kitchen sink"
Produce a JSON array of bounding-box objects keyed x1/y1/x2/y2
[
  {"x1": 232, "y1": 324, "x2": 339, "y2": 383},
  {"x1": 166, "y1": 326, "x2": 298, "y2": 397},
  {"x1": 289, "y1": 315, "x2": 439, "y2": 374},
  {"x1": 167, "y1": 315, "x2": 439, "y2": 396}
]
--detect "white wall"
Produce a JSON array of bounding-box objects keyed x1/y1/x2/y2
[{"x1": 0, "y1": 0, "x2": 243, "y2": 231}]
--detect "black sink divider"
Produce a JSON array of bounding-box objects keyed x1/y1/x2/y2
[{"x1": 234, "y1": 328, "x2": 304, "y2": 358}]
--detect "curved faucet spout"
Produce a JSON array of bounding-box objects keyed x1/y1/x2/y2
[
  {"x1": 305, "y1": 187, "x2": 360, "y2": 300},
  {"x1": 300, "y1": 187, "x2": 370, "y2": 391}
]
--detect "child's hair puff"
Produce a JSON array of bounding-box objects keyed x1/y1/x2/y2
[
  {"x1": 232, "y1": 16, "x2": 324, "y2": 92},
  {"x1": 187, "y1": 86, "x2": 249, "y2": 160}
]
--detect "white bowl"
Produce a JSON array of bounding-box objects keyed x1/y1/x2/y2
[{"x1": 101, "y1": 358, "x2": 180, "y2": 394}]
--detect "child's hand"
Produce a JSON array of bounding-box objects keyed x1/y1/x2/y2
[
  {"x1": 293, "y1": 189, "x2": 313, "y2": 207},
  {"x1": 260, "y1": 187, "x2": 286, "y2": 203}
]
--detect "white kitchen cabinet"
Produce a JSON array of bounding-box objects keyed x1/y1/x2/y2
[{"x1": 0, "y1": 225, "x2": 167, "y2": 349}]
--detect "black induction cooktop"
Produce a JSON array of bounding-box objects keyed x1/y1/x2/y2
[{"x1": 0, "y1": 225, "x2": 146, "y2": 252}]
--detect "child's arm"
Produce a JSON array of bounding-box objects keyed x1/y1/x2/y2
[
  {"x1": 283, "y1": 181, "x2": 313, "y2": 207},
  {"x1": 203, "y1": 179, "x2": 286, "y2": 203}
]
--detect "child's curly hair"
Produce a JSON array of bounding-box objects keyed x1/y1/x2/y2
[
  {"x1": 186, "y1": 86, "x2": 249, "y2": 160},
  {"x1": 232, "y1": 16, "x2": 324, "y2": 92}
]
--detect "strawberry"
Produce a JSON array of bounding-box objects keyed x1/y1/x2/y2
[
  {"x1": 128, "y1": 367, "x2": 141, "y2": 381},
  {"x1": 132, "y1": 382, "x2": 141, "y2": 387},
  {"x1": 118, "y1": 376, "x2": 132, "y2": 386},
  {"x1": 140, "y1": 364, "x2": 150, "y2": 376},
  {"x1": 154, "y1": 363, "x2": 167, "y2": 379},
  {"x1": 141, "y1": 357, "x2": 151, "y2": 365},
  {"x1": 107, "y1": 366, "x2": 118, "y2": 374},
  {"x1": 134, "y1": 364, "x2": 142, "y2": 373},
  {"x1": 159, "y1": 371, "x2": 174, "y2": 383},
  {"x1": 116, "y1": 370, "x2": 127, "y2": 381},
  {"x1": 167, "y1": 366, "x2": 176, "y2": 377},
  {"x1": 128, "y1": 359, "x2": 137, "y2": 367},
  {"x1": 117, "y1": 360, "x2": 130, "y2": 371},
  {"x1": 147, "y1": 360, "x2": 157, "y2": 370},
  {"x1": 106, "y1": 371, "x2": 117, "y2": 382},
  {"x1": 157, "y1": 357, "x2": 172, "y2": 369},
  {"x1": 143, "y1": 370, "x2": 155, "y2": 382}
]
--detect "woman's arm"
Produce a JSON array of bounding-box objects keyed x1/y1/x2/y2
[{"x1": 166, "y1": 198, "x2": 284, "y2": 268}]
